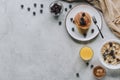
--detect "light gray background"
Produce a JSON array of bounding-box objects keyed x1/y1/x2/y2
[{"x1": 0, "y1": 0, "x2": 120, "y2": 80}]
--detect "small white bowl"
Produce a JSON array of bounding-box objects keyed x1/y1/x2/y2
[{"x1": 99, "y1": 39, "x2": 120, "y2": 69}]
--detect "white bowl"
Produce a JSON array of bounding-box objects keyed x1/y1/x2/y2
[{"x1": 99, "y1": 39, "x2": 120, "y2": 69}]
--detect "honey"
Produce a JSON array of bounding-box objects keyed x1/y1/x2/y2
[{"x1": 93, "y1": 66, "x2": 106, "y2": 79}]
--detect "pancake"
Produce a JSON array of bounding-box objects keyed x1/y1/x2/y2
[{"x1": 74, "y1": 12, "x2": 91, "y2": 34}]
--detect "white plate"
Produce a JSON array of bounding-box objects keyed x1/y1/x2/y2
[
  {"x1": 65, "y1": 4, "x2": 102, "y2": 41},
  {"x1": 99, "y1": 39, "x2": 120, "y2": 69}
]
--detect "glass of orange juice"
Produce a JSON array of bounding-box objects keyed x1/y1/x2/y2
[{"x1": 79, "y1": 46, "x2": 94, "y2": 61}]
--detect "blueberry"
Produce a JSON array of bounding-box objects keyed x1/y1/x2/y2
[
  {"x1": 40, "y1": 4, "x2": 43, "y2": 8},
  {"x1": 33, "y1": 11, "x2": 36, "y2": 16},
  {"x1": 70, "y1": 18, "x2": 73, "y2": 22},
  {"x1": 69, "y1": 4, "x2": 72, "y2": 9},
  {"x1": 90, "y1": 65, "x2": 94, "y2": 69},
  {"x1": 27, "y1": 7, "x2": 30, "y2": 11},
  {"x1": 76, "y1": 73, "x2": 79, "y2": 77},
  {"x1": 86, "y1": 62, "x2": 89, "y2": 66},
  {"x1": 72, "y1": 27, "x2": 74, "y2": 32},
  {"x1": 21, "y1": 5, "x2": 24, "y2": 9},
  {"x1": 40, "y1": 9, "x2": 43, "y2": 14},
  {"x1": 34, "y1": 3, "x2": 37, "y2": 7},
  {"x1": 110, "y1": 50, "x2": 114, "y2": 56},
  {"x1": 80, "y1": 18, "x2": 86, "y2": 25},
  {"x1": 59, "y1": 21, "x2": 62, "y2": 25},
  {"x1": 65, "y1": 8, "x2": 67, "y2": 12},
  {"x1": 91, "y1": 29, "x2": 94, "y2": 33}
]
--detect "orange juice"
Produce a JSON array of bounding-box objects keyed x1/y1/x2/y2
[{"x1": 80, "y1": 46, "x2": 93, "y2": 61}]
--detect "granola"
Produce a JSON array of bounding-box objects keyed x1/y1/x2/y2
[{"x1": 101, "y1": 41, "x2": 120, "y2": 65}]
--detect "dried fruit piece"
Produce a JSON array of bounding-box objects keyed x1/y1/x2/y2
[{"x1": 82, "y1": 13, "x2": 85, "y2": 17}]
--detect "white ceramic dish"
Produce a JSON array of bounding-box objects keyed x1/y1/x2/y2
[
  {"x1": 65, "y1": 4, "x2": 102, "y2": 41},
  {"x1": 99, "y1": 40, "x2": 120, "y2": 69}
]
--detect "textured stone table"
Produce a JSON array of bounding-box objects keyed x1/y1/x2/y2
[{"x1": 0, "y1": 0, "x2": 120, "y2": 80}]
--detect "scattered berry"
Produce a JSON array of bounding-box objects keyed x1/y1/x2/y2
[
  {"x1": 76, "y1": 73, "x2": 79, "y2": 78},
  {"x1": 72, "y1": 27, "x2": 74, "y2": 32},
  {"x1": 91, "y1": 29, "x2": 94, "y2": 33},
  {"x1": 21, "y1": 5, "x2": 24, "y2": 9},
  {"x1": 91, "y1": 65, "x2": 94, "y2": 69},
  {"x1": 27, "y1": 7, "x2": 30, "y2": 11},
  {"x1": 65, "y1": 8, "x2": 67, "y2": 12},
  {"x1": 40, "y1": 9, "x2": 43, "y2": 14},
  {"x1": 69, "y1": 4, "x2": 72, "y2": 9},
  {"x1": 33, "y1": 11, "x2": 36, "y2": 16},
  {"x1": 70, "y1": 18, "x2": 73, "y2": 22},
  {"x1": 40, "y1": 4, "x2": 43, "y2": 8},
  {"x1": 59, "y1": 21, "x2": 62, "y2": 25},
  {"x1": 86, "y1": 62, "x2": 89, "y2": 66},
  {"x1": 34, "y1": 3, "x2": 37, "y2": 7}
]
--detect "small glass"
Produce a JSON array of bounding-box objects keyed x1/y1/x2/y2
[
  {"x1": 79, "y1": 46, "x2": 94, "y2": 62},
  {"x1": 49, "y1": 1, "x2": 63, "y2": 16},
  {"x1": 93, "y1": 66, "x2": 106, "y2": 79}
]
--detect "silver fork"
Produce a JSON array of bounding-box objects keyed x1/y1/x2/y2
[{"x1": 92, "y1": 16, "x2": 104, "y2": 39}]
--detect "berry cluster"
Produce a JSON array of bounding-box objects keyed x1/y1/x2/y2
[
  {"x1": 80, "y1": 13, "x2": 86, "y2": 26},
  {"x1": 50, "y1": 3, "x2": 62, "y2": 15}
]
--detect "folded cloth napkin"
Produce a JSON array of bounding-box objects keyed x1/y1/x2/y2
[{"x1": 90, "y1": 0, "x2": 120, "y2": 38}]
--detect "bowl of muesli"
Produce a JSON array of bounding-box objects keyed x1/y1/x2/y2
[{"x1": 100, "y1": 40, "x2": 120, "y2": 69}]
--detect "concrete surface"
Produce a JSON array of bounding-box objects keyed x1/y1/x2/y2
[{"x1": 0, "y1": 0, "x2": 119, "y2": 80}]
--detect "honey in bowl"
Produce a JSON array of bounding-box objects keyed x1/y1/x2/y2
[
  {"x1": 80, "y1": 46, "x2": 93, "y2": 61},
  {"x1": 93, "y1": 66, "x2": 106, "y2": 79}
]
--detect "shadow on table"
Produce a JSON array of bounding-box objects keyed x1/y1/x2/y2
[
  {"x1": 69, "y1": 34, "x2": 98, "y2": 44},
  {"x1": 106, "y1": 69, "x2": 120, "y2": 78}
]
